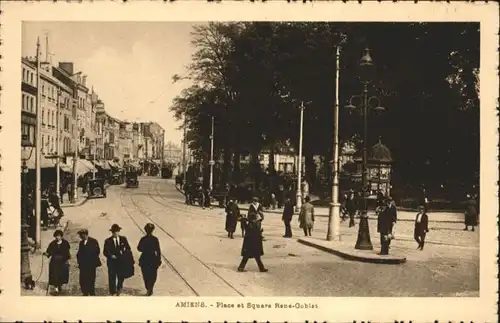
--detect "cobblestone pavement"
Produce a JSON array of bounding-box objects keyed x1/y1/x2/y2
[{"x1": 25, "y1": 178, "x2": 479, "y2": 297}]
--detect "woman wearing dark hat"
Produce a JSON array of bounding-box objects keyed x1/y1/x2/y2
[
  {"x1": 225, "y1": 198, "x2": 240, "y2": 239},
  {"x1": 103, "y1": 223, "x2": 134, "y2": 296},
  {"x1": 43, "y1": 229, "x2": 70, "y2": 294},
  {"x1": 137, "y1": 223, "x2": 162, "y2": 296}
]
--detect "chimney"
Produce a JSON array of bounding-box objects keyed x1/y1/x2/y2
[
  {"x1": 82, "y1": 75, "x2": 87, "y2": 87},
  {"x1": 59, "y1": 62, "x2": 74, "y2": 75}
]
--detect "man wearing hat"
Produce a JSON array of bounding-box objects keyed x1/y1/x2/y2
[
  {"x1": 103, "y1": 224, "x2": 133, "y2": 296},
  {"x1": 76, "y1": 229, "x2": 101, "y2": 296},
  {"x1": 377, "y1": 198, "x2": 397, "y2": 255}
]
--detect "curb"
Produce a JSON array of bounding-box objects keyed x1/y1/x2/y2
[
  {"x1": 61, "y1": 184, "x2": 111, "y2": 208},
  {"x1": 298, "y1": 238, "x2": 407, "y2": 264}
]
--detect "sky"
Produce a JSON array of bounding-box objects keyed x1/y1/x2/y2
[{"x1": 22, "y1": 22, "x2": 204, "y2": 146}]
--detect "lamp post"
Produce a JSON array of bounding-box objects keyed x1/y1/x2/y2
[
  {"x1": 296, "y1": 101, "x2": 305, "y2": 212},
  {"x1": 209, "y1": 116, "x2": 215, "y2": 191},
  {"x1": 345, "y1": 48, "x2": 385, "y2": 250},
  {"x1": 327, "y1": 46, "x2": 342, "y2": 241},
  {"x1": 21, "y1": 134, "x2": 34, "y2": 283},
  {"x1": 35, "y1": 37, "x2": 42, "y2": 249}
]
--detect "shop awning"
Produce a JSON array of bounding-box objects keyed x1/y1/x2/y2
[
  {"x1": 59, "y1": 162, "x2": 72, "y2": 173},
  {"x1": 76, "y1": 159, "x2": 96, "y2": 176},
  {"x1": 100, "y1": 161, "x2": 111, "y2": 170}
]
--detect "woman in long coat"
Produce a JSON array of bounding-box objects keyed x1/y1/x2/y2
[
  {"x1": 43, "y1": 229, "x2": 70, "y2": 294},
  {"x1": 238, "y1": 211, "x2": 267, "y2": 272},
  {"x1": 225, "y1": 198, "x2": 240, "y2": 239},
  {"x1": 298, "y1": 196, "x2": 315, "y2": 236},
  {"x1": 137, "y1": 223, "x2": 162, "y2": 296},
  {"x1": 464, "y1": 198, "x2": 478, "y2": 231}
]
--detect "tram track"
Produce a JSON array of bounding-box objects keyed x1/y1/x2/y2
[{"x1": 119, "y1": 188, "x2": 245, "y2": 297}]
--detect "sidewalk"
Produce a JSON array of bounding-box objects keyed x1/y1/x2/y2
[{"x1": 238, "y1": 204, "x2": 465, "y2": 223}]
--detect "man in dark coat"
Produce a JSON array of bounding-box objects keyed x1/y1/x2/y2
[
  {"x1": 377, "y1": 199, "x2": 397, "y2": 255},
  {"x1": 225, "y1": 198, "x2": 240, "y2": 239},
  {"x1": 346, "y1": 190, "x2": 357, "y2": 228},
  {"x1": 103, "y1": 224, "x2": 133, "y2": 296},
  {"x1": 282, "y1": 197, "x2": 294, "y2": 238},
  {"x1": 414, "y1": 205, "x2": 429, "y2": 250},
  {"x1": 238, "y1": 207, "x2": 268, "y2": 273},
  {"x1": 76, "y1": 229, "x2": 101, "y2": 296},
  {"x1": 464, "y1": 197, "x2": 478, "y2": 231}
]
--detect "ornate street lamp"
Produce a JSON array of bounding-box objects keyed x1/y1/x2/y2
[
  {"x1": 21, "y1": 134, "x2": 34, "y2": 284},
  {"x1": 345, "y1": 48, "x2": 386, "y2": 250}
]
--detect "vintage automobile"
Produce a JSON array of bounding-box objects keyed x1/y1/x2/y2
[
  {"x1": 125, "y1": 171, "x2": 139, "y2": 188},
  {"x1": 88, "y1": 179, "x2": 107, "y2": 198}
]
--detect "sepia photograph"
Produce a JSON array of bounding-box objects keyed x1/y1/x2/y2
[
  {"x1": 19, "y1": 20, "x2": 481, "y2": 297},
  {"x1": 0, "y1": 2, "x2": 498, "y2": 322}
]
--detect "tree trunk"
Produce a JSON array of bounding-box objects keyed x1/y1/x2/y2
[
  {"x1": 233, "y1": 150, "x2": 241, "y2": 183},
  {"x1": 269, "y1": 145, "x2": 275, "y2": 173}
]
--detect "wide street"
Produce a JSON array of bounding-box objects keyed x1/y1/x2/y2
[{"x1": 31, "y1": 177, "x2": 479, "y2": 297}]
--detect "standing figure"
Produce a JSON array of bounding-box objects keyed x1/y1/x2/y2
[
  {"x1": 298, "y1": 196, "x2": 315, "y2": 236},
  {"x1": 277, "y1": 184, "x2": 285, "y2": 209},
  {"x1": 43, "y1": 229, "x2": 70, "y2": 294},
  {"x1": 414, "y1": 205, "x2": 429, "y2": 250},
  {"x1": 377, "y1": 199, "x2": 397, "y2": 255},
  {"x1": 137, "y1": 223, "x2": 162, "y2": 296},
  {"x1": 225, "y1": 198, "x2": 240, "y2": 239},
  {"x1": 346, "y1": 190, "x2": 357, "y2": 228},
  {"x1": 41, "y1": 191, "x2": 50, "y2": 230},
  {"x1": 49, "y1": 190, "x2": 64, "y2": 225},
  {"x1": 282, "y1": 196, "x2": 294, "y2": 238},
  {"x1": 103, "y1": 224, "x2": 134, "y2": 296},
  {"x1": 76, "y1": 229, "x2": 101, "y2": 296},
  {"x1": 238, "y1": 207, "x2": 268, "y2": 273},
  {"x1": 464, "y1": 197, "x2": 478, "y2": 231},
  {"x1": 301, "y1": 178, "x2": 310, "y2": 204}
]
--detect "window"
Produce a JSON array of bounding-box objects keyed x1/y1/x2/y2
[
  {"x1": 42, "y1": 85, "x2": 45, "y2": 96},
  {"x1": 30, "y1": 97, "x2": 34, "y2": 113},
  {"x1": 52, "y1": 111, "x2": 55, "y2": 127},
  {"x1": 42, "y1": 109, "x2": 45, "y2": 125},
  {"x1": 41, "y1": 135, "x2": 44, "y2": 151},
  {"x1": 30, "y1": 73, "x2": 33, "y2": 85}
]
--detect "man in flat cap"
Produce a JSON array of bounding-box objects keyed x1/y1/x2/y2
[
  {"x1": 76, "y1": 228, "x2": 101, "y2": 296},
  {"x1": 103, "y1": 224, "x2": 133, "y2": 296}
]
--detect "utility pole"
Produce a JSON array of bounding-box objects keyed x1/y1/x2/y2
[
  {"x1": 327, "y1": 46, "x2": 342, "y2": 241},
  {"x1": 35, "y1": 37, "x2": 42, "y2": 249},
  {"x1": 296, "y1": 102, "x2": 305, "y2": 212},
  {"x1": 209, "y1": 116, "x2": 215, "y2": 191},
  {"x1": 56, "y1": 88, "x2": 61, "y2": 200},
  {"x1": 182, "y1": 108, "x2": 188, "y2": 185}
]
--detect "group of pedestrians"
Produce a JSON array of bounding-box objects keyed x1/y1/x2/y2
[{"x1": 43, "y1": 223, "x2": 161, "y2": 296}]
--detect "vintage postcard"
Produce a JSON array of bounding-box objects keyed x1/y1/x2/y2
[{"x1": 0, "y1": 1, "x2": 498, "y2": 322}]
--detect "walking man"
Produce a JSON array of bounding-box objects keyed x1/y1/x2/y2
[
  {"x1": 103, "y1": 224, "x2": 133, "y2": 296},
  {"x1": 282, "y1": 196, "x2": 294, "y2": 238},
  {"x1": 377, "y1": 199, "x2": 397, "y2": 255},
  {"x1": 414, "y1": 205, "x2": 429, "y2": 250},
  {"x1": 238, "y1": 205, "x2": 268, "y2": 273},
  {"x1": 76, "y1": 229, "x2": 101, "y2": 296}
]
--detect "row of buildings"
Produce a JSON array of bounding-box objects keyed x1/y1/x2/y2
[{"x1": 21, "y1": 51, "x2": 165, "y2": 173}]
